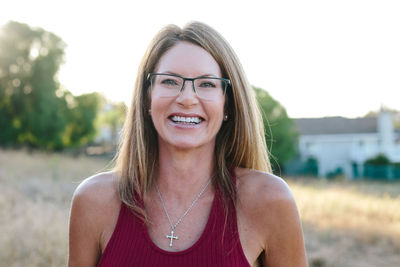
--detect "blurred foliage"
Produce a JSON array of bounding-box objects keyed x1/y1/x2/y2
[
  {"x1": 326, "y1": 167, "x2": 344, "y2": 179},
  {"x1": 304, "y1": 157, "x2": 319, "y2": 176},
  {"x1": 254, "y1": 86, "x2": 298, "y2": 173},
  {"x1": 62, "y1": 92, "x2": 101, "y2": 147},
  {"x1": 363, "y1": 154, "x2": 400, "y2": 179},
  {"x1": 0, "y1": 21, "x2": 99, "y2": 150},
  {"x1": 364, "y1": 154, "x2": 391, "y2": 166},
  {"x1": 95, "y1": 97, "x2": 126, "y2": 146}
]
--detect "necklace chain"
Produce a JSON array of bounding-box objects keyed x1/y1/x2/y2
[{"x1": 155, "y1": 178, "x2": 212, "y2": 232}]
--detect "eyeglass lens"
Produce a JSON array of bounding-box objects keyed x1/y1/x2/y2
[{"x1": 150, "y1": 74, "x2": 227, "y2": 100}]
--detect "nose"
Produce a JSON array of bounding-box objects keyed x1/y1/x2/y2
[{"x1": 176, "y1": 80, "x2": 199, "y2": 106}]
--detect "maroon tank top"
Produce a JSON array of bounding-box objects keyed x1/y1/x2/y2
[{"x1": 97, "y1": 173, "x2": 250, "y2": 267}]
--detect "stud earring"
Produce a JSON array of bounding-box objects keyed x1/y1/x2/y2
[
  {"x1": 148, "y1": 109, "x2": 152, "y2": 115},
  {"x1": 224, "y1": 114, "x2": 228, "y2": 121}
]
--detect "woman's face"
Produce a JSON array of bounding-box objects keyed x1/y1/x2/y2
[{"x1": 149, "y1": 41, "x2": 226, "y2": 151}]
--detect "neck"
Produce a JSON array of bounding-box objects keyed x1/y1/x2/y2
[{"x1": 156, "y1": 141, "x2": 215, "y2": 202}]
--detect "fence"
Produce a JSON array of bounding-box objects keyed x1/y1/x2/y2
[
  {"x1": 361, "y1": 164, "x2": 400, "y2": 180},
  {"x1": 285, "y1": 159, "x2": 400, "y2": 180}
]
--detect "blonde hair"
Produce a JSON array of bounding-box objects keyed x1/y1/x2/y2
[{"x1": 113, "y1": 21, "x2": 271, "y2": 218}]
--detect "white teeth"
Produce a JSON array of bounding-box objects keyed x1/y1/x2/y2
[{"x1": 171, "y1": 116, "x2": 202, "y2": 124}]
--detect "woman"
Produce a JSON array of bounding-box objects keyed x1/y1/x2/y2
[{"x1": 69, "y1": 22, "x2": 307, "y2": 266}]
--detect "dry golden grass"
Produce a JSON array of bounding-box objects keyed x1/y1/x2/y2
[
  {"x1": 0, "y1": 149, "x2": 110, "y2": 267},
  {"x1": 1, "y1": 149, "x2": 399, "y2": 266},
  {"x1": 288, "y1": 177, "x2": 400, "y2": 267}
]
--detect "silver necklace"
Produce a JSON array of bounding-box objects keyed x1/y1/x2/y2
[{"x1": 155, "y1": 179, "x2": 211, "y2": 247}]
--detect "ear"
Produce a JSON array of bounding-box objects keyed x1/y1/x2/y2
[{"x1": 223, "y1": 91, "x2": 229, "y2": 121}]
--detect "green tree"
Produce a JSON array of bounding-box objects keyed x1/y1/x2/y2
[
  {"x1": 364, "y1": 154, "x2": 391, "y2": 166},
  {"x1": 0, "y1": 21, "x2": 101, "y2": 150},
  {"x1": 254, "y1": 86, "x2": 298, "y2": 174},
  {"x1": 62, "y1": 92, "x2": 101, "y2": 147},
  {"x1": 0, "y1": 21, "x2": 66, "y2": 149}
]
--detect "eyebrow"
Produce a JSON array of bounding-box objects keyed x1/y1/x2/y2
[{"x1": 163, "y1": 71, "x2": 219, "y2": 78}]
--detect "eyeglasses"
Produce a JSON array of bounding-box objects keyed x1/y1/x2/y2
[{"x1": 147, "y1": 73, "x2": 230, "y2": 101}]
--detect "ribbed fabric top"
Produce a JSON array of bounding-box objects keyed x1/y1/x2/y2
[{"x1": 97, "y1": 173, "x2": 251, "y2": 267}]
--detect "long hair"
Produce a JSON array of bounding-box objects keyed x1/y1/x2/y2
[{"x1": 113, "y1": 21, "x2": 271, "y2": 219}]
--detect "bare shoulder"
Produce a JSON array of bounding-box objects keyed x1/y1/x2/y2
[
  {"x1": 73, "y1": 171, "x2": 119, "y2": 204},
  {"x1": 235, "y1": 167, "x2": 294, "y2": 206},
  {"x1": 235, "y1": 167, "x2": 300, "y2": 229},
  {"x1": 235, "y1": 167, "x2": 307, "y2": 266},
  {"x1": 72, "y1": 171, "x2": 120, "y2": 217}
]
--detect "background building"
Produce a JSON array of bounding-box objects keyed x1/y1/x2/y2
[{"x1": 290, "y1": 110, "x2": 400, "y2": 178}]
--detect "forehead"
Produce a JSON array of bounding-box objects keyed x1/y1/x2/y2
[{"x1": 155, "y1": 41, "x2": 221, "y2": 77}]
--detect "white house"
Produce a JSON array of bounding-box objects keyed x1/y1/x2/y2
[{"x1": 294, "y1": 111, "x2": 400, "y2": 178}]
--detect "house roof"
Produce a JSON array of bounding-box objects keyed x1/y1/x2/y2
[{"x1": 295, "y1": 116, "x2": 377, "y2": 135}]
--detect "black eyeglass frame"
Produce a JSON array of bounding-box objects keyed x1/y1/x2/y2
[{"x1": 147, "y1": 73, "x2": 231, "y2": 97}]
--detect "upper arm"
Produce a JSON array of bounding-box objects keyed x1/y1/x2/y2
[
  {"x1": 68, "y1": 184, "x2": 102, "y2": 267},
  {"x1": 68, "y1": 173, "x2": 118, "y2": 267},
  {"x1": 260, "y1": 177, "x2": 307, "y2": 267}
]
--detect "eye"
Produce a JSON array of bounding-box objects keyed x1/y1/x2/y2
[
  {"x1": 161, "y1": 78, "x2": 179, "y2": 86},
  {"x1": 198, "y1": 80, "x2": 217, "y2": 88}
]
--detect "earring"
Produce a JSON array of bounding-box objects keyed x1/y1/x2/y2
[
  {"x1": 148, "y1": 109, "x2": 152, "y2": 115},
  {"x1": 224, "y1": 114, "x2": 228, "y2": 121}
]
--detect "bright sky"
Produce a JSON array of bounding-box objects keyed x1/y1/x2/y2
[{"x1": 1, "y1": 0, "x2": 399, "y2": 118}]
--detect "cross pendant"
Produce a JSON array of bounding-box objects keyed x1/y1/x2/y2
[{"x1": 166, "y1": 229, "x2": 179, "y2": 247}]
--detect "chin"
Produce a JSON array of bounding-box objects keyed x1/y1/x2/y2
[
  {"x1": 163, "y1": 137, "x2": 215, "y2": 152},
  {"x1": 170, "y1": 141, "x2": 203, "y2": 151}
]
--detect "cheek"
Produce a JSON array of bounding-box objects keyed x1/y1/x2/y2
[
  {"x1": 219, "y1": 98, "x2": 226, "y2": 117},
  {"x1": 209, "y1": 100, "x2": 225, "y2": 124},
  {"x1": 149, "y1": 92, "x2": 163, "y2": 112}
]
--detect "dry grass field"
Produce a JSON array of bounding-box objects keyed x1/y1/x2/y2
[
  {"x1": 0, "y1": 149, "x2": 399, "y2": 267},
  {"x1": 290, "y1": 178, "x2": 400, "y2": 267},
  {"x1": 0, "y1": 149, "x2": 110, "y2": 267}
]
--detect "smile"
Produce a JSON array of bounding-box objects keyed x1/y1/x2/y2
[{"x1": 170, "y1": 115, "x2": 203, "y2": 124}]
